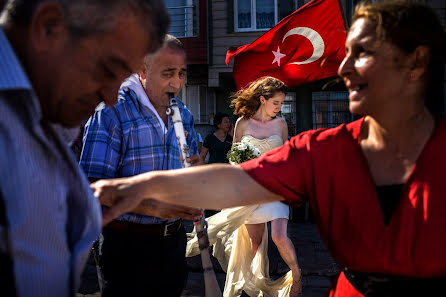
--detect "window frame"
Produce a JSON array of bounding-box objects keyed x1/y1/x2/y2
[
  {"x1": 234, "y1": 0, "x2": 278, "y2": 32},
  {"x1": 280, "y1": 92, "x2": 297, "y2": 137},
  {"x1": 312, "y1": 91, "x2": 354, "y2": 129},
  {"x1": 180, "y1": 85, "x2": 216, "y2": 124},
  {"x1": 165, "y1": 0, "x2": 199, "y2": 38}
]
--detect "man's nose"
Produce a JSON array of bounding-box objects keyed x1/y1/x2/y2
[{"x1": 169, "y1": 75, "x2": 183, "y2": 90}]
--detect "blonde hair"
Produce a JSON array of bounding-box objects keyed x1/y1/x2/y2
[{"x1": 230, "y1": 76, "x2": 287, "y2": 119}]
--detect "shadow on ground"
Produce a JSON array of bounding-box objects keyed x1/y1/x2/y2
[{"x1": 77, "y1": 220, "x2": 338, "y2": 297}]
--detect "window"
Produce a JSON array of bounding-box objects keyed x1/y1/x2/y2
[
  {"x1": 280, "y1": 92, "x2": 297, "y2": 137},
  {"x1": 279, "y1": 0, "x2": 313, "y2": 20},
  {"x1": 164, "y1": 0, "x2": 198, "y2": 37},
  {"x1": 180, "y1": 85, "x2": 215, "y2": 124},
  {"x1": 312, "y1": 92, "x2": 354, "y2": 129},
  {"x1": 234, "y1": 0, "x2": 278, "y2": 32}
]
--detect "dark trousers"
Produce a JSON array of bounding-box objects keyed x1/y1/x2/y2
[{"x1": 94, "y1": 225, "x2": 188, "y2": 297}]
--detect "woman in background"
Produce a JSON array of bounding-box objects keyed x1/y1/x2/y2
[{"x1": 200, "y1": 112, "x2": 233, "y2": 164}]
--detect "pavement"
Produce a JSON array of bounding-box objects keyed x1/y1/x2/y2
[{"x1": 77, "y1": 220, "x2": 339, "y2": 297}]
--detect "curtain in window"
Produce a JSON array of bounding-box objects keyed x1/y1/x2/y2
[
  {"x1": 256, "y1": 0, "x2": 274, "y2": 29},
  {"x1": 237, "y1": 0, "x2": 251, "y2": 29}
]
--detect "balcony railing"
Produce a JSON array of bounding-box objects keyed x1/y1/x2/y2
[{"x1": 167, "y1": 5, "x2": 198, "y2": 38}]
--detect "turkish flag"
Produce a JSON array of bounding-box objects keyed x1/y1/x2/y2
[{"x1": 226, "y1": 0, "x2": 347, "y2": 90}]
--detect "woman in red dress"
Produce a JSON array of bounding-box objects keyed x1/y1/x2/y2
[{"x1": 94, "y1": 1, "x2": 446, "y2": 296}]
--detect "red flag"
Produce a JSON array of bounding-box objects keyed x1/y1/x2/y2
[{"x1": 226, "y1": 0, "x2": 347, "y2": 90}]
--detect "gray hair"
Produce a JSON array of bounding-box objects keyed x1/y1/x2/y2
[
  {"x1": 0, "y1": 0, "x2": 169, "y2": 53},
  {"x1": 143, "y1": 34, "x2": 185, "y2": 66}
]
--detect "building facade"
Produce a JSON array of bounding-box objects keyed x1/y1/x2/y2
[
  {"x1": 165, "y1": 0, "x2": 445, "y2": 220},
  {"x1": 166, "y1": 0, "x2": 445, "y2": 139}
]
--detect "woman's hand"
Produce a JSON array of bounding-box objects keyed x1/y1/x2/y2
[
  {"x1": 92, "y1": 177, "x2": 147, "y2": 226},
  {"x1": 92, "y1": 176, "x2": 203, "y2": 226}
]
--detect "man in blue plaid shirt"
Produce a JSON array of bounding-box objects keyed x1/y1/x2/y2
[{"x1": 80, "y1": 35, "x2": 202, "y2": 297}]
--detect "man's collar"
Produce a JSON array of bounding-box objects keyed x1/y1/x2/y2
[
  {"x1": 0, "y1": 28, "x2": 32, "y2": 91},
  {"x1": 121, "y1": 74, "x2": 168, "y2": 133},
  {"x1": 0, "y1": 27, "x2": 42, "y2": 126}
]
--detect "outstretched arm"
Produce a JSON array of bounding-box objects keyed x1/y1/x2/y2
[{"x1": 92, "y1": 163, "x2": 283, "y2": 225}]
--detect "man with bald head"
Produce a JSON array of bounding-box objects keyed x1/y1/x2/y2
[
  {"x1": 0, "y1": 0, "x2": 168, "y2": 296},
  {"x1": 80, "y1": 35, "x2": 201, "y2": 296}
]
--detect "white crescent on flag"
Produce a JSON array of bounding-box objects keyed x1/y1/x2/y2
[{"x1": 282, "y1": 27, "x2": 325, "y2": 65}]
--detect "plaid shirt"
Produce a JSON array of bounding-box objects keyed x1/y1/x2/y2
[{"x1": 80, "y1": 78, "x2": 198, "y2": 224}]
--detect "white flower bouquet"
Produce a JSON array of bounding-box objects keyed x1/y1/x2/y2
[{"x1": 227, "y1": 138, "x2": 261, "y2": 164}]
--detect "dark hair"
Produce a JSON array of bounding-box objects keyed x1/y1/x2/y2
[
  {"x1": 230, "y1": 76, "x2": 287, "y2": 119},
  {"x1": 353, "y1": 0, "x2": 446, "y2": 114},
  {"x1": 0, "y1": 0, "x2": 169, "y2": 53},
  {"x1": 213, "y1": 112, "x2": 229, "y2": 129}
]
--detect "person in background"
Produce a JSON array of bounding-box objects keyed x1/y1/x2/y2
[
  {"x1": 80, "y1": 35, "x2": 202, "y2": 297},
  {"x1": 0, "y1": 0, "x2": 168, "y2": 296},
  {"x1": 200, "y1": 112, "x2": 232, "y2": 216},
  {"x1": 200, "y1": 112, "x2": 232, "y2": 164},
  {"x1": 91, "y1": 1, "x2": 446, "y2": 297}
]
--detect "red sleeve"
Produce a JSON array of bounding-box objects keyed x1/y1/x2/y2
[{"x1": 240, "y1": 131, "x2": 315, "y2": 207}]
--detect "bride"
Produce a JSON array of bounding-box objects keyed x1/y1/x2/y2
[{"x1": 187, "y1": 76, "x2": 302, "y2": 297}]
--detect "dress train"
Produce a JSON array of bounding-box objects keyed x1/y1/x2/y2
[{"x1": 186, "y1": 205, "x2": 294, "y2": 297}]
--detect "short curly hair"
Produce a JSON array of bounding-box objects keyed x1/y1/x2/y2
[
  {"x1": 230, "y1": 76, "x2": 287, "y2": 119},
  {"x1": 213, "y1": 112, "x2": 229, "y2": 129}
]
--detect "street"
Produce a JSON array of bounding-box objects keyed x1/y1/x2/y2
[{"x1": 77, "y1": 221, "x2": 339, "y2": 297}]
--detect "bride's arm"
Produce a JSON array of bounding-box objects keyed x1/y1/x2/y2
[
  {"x1": 93, "y1": 163, "x2": 283, "y2": 225},
  {"x1": 233, "y1": 117, "x2": 246, "y2": 143}
]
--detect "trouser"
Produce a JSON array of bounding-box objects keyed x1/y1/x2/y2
[{"x1": 94, "y1": 224, "x2": 188, "y2": 297}]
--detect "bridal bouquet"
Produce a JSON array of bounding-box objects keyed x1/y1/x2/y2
[{"x1": 227, "y1": 139, "x2": 261, "y2": 164}]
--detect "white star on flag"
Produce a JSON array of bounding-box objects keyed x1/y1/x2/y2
[{"x1": 272, "y1": 46, "x2": 286, "y2": 67}]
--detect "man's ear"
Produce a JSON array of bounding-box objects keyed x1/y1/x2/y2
[
  {"x1": 408, "y1": 45, "x2": 430, "y2": 81},
  {"x1": 29, "y1": 2, "x2": 68, "y2": 52},
  {"x1": 139, "y1": 63, "x2": 147, "y2": 80}
]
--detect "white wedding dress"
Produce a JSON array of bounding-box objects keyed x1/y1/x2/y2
[{"x1": 186, "y1": 135, "x2": 293, "y2": 297}]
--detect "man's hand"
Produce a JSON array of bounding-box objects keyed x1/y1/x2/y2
[
  {"x1": 92, "y1": 178, "x2": 148, "y2": 225},
  {"x1": 137, "y1": 199, "x2": 202, "y2": 221},
  {"x1": 187, "y1": 154, "x2": 203, "y2": 166}
]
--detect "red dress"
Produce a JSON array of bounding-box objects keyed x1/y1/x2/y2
[{"x1": 241, "y1": 117, "x2": 446, "y2": 296}]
